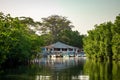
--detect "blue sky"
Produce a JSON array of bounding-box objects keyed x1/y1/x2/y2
[{"x1": 0, "y1": 0, "x2": 120, "y2": 34}]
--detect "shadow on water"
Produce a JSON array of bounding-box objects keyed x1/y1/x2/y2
[{"x1": 0, "y1": 57, "x2": 120, "y2": 80}]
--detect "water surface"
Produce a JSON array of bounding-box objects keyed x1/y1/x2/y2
[{"x1": 0, "y1": 57, "x2": 120, "y2": 80}]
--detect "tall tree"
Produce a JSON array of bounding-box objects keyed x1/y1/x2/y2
[
  {"x1": 112, "y1": 14, "x2": 120, "y2": 60},
  {"x1": 41, "y1": 15, "x2": 74, "y2": 43}
]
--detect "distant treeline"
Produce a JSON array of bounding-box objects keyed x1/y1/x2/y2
[{"x1": 83, "y1": 14, "x2": 120, "y2": 61}]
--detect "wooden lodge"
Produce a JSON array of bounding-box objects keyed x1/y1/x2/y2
[{"x1": 42, "y1": 42, "x2": 85, "y2": 58}]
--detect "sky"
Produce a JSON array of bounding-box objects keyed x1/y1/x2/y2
[{"x1": 0, "y1": 0, "x2": 120, "y2": 34}]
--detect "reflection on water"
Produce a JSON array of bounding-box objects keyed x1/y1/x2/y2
[
  {"x1": 72, "y1": 75, "x2": 89, "y2": 80},
  {"x1": 38, "y1": 57, "x2": 86, "y2": 70},
  {"x1": 35, "y1": 57, "x2": 87, "y2": 80},
  {"x1": 36, "y1": 75, "x2": 51, "y2": 80},
  {"x1": 0, "y1": 57, "x2": 120, "y2": 80}
]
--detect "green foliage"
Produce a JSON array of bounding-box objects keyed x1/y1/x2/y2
[
  {"x1": 0, "y1": 12, "x2": 84, "y2": 66},
  {"x1": 58, "y1": 30, "x2": 84, "y2": 48},
  {"x1": 0, "y1": 12, "x2": 44, "y2": 66},
  {"x1": 41, "y1": 15, "x2": 74, "y2": 43},
  {"x1": 84, "y1": 14, "x2": 120, "y2": 60},
  {"x1": 112, "y1": 14, "x2": 120, "y2": 60},
  {"x1": 40, "y1": 15, "x2": 84, "y2": 48}
]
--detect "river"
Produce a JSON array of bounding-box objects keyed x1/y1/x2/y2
[{"x1": 0, "y1": 57, "x2": 120, "y2": 80}]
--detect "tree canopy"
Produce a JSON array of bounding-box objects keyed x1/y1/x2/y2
[
  {"x1": 0, "y1": 12, "x2": 44, "y2": 66},
  {"x1": 41, "y1": 15, "x2": 74, "y2": 43},
  {"x1": 83, "y1": 14, "x2": 120, "y2": 60}
]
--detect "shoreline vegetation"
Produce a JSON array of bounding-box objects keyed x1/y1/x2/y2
[
  {"x1": 0, "y1": 12, "x2": 120, "y2": 68},
  {"x1": 84, "y1": 14, "x2": 120, "y2": 61}
]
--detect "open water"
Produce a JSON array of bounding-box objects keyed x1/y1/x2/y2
[{"x1": 0, "y1": 57, "x2": 120, "y2": 80}]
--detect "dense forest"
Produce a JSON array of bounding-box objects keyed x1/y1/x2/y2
[
  {"x1": 83, "y1": 14, "x2": 120, "y2": 61},
  {"x1": 0, "y1": 12, "x2": 84, "y2": 67},
  {"x1": 0, "y1": 12, "x2": 45, "y2": 66},
  {"x1": 0, "y1": 11, "x2": 120, "y2": 67}
]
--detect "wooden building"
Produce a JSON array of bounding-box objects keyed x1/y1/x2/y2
[{"x1": 42, "y1": 42, "x2": 80, "y2": 57}]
